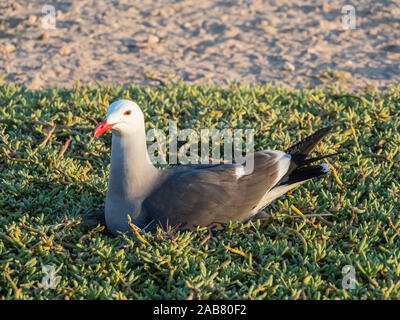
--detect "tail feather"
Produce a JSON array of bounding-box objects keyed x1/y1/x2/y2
[
  {"x1": 301, "y1": 152, "x2": 342, "y2": 166},
  {"x1": 279, "y1": 164, "x2": 331, "y2": 186},
  {"x1": 285, "y1": 126, "x2": 333, "y2": 156},
  {"x1": 254, "y1": 127, "x2": 336, "y2": 216},
  {"x1": 283, "y1": 126, "x2": 334, "y2": 179}
]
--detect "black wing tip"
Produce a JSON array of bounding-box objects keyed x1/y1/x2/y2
[
  {"x1": 285, "y1": 125, "x2": 334, "y2": 156},
  {"x1": 279, "y1": 164, "x2": 331, "y2": 186},
  {"x1": 316, "y1": 125, "x2": 335, "y2": 136},
  {"x1": 281, "y1": 125, "x2": 335, "y2": 179}
]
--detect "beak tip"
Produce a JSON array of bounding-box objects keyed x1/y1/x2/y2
[{"x1": 94, "y1": 120, "x2": 115, "y2": 137}]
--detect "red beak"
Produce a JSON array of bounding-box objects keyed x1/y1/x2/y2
[{"x1": 94, "y1": 120, "x2": 116, "y2": 137}]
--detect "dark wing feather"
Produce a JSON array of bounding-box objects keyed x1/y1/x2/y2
[
  {"x1": 142, "y1": 151, "x2": 287, "y2": 231},
  {"x1": 285, "y1": 126, "x2": 333, "y2": 156},
  {"x1": 282, "y1": 126, "x2": 333, "y2": 179}
]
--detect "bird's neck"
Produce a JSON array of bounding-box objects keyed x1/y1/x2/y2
[{"x1": 108, "y1": 130, "x2": 159, "y2": 199}]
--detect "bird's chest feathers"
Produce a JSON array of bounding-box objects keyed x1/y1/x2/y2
[
  {"x1": 108, "y1": 156, "x2": 151, "y2": 198},
  {"x1": 109, "y1": 136, "x2": 158, "y2": 199}
]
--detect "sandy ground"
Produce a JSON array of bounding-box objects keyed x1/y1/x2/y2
[{"x1": 0, "y1": 0, "x2": 399, "y2": 91}]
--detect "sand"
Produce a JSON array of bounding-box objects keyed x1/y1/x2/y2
[{"x1": 0, "y1": 0, "x2": 399, "y2": 91}]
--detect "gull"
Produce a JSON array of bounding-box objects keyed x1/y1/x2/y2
[{"x1": 94, "y1": 100, "x2": 332, "y2": 235}]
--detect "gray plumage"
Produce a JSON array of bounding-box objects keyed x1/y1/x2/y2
[{"x1": 143, "y1": 151, "x2": 289, "y2": 231}]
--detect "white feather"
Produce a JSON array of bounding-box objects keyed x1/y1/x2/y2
[
  {"x1": 246, "y1": 150, "x2": 291, "y2": 212},
  {"x1": 270, "y1": 150, "x2": 291, "y2": 181}
]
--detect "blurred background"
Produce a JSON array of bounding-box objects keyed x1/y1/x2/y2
[{"x1": 0, "y1": 0, "x2": 399, "y2": 91}]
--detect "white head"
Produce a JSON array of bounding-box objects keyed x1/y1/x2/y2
[{"x1": 94, "y1": 100, "x2": 145, "y2": 137}]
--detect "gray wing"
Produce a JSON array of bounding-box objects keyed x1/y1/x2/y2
[{"x1": 142, "y1": 151, "x2": 291, "y2": 231}]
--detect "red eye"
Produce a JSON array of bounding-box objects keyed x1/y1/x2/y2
[{"x1": 124, "y1": 110, "x2": 131, "y2": 116}]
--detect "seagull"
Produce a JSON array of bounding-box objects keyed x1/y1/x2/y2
[{"x1": 94, "y1": 100, "x2": 333, "y2": 235}]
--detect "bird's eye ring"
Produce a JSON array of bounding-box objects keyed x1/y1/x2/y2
[{"x1": 124, "y1": 110, "x2": 131, "y2": 116}]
